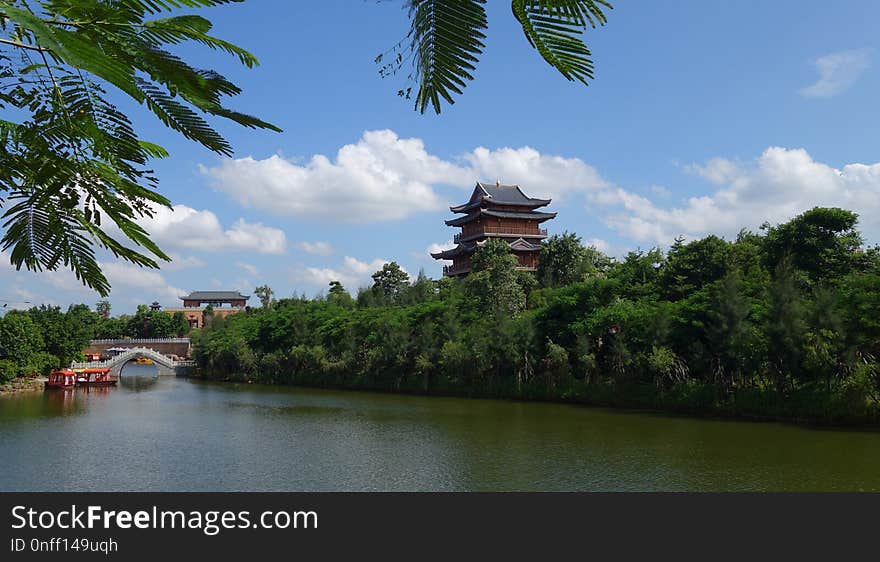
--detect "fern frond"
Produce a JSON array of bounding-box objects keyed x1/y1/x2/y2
[
  {"x1": 0, "y1": 0, "x2": 275, "y2": 293},
  {"x1": 407, "y1": 0, "x2": 488, "y2": 114},
  {"x1": 511, "y1": 0, "x2": 612, "y2": 85},
  {"x1": 137, "y1": 78, "x2": 231, "y2": 155},
  {"x1": 1, "y1": 189, "x2": 111, "y2": 295},
  {"x1": 142, "y1": 15, "x2": 259, "y2": 67},
  {"x1": 1, "y1": 4, "x2": 142, "y2": 99},
  {"x1": 117, "y1": 0, "x2": 243, "y2": 16}
]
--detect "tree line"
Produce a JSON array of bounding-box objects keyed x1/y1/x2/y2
[
  {"x1": 192, "y1": 207, "x2": 880, "y2": 425},
  {"x1": 0, "y1": 302, "x2": 189, "y2": 382}
]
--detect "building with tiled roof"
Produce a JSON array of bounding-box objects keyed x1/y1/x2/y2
[
  {"x1": 163, "y1": 291, "x2": 250, "y2": 329},
  {"x1": 431, "y1": 181, "x2": 556, "y2": 277}
]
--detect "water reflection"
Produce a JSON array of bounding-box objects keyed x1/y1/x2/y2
[
  {"x1": 119, "y1": 375, "x2": 159, "y2": 391},
  {"x1": 118, "y1": 362, "x2": 159, "y2": 391},
  {"x1": 44, "y1": 389, "x2": 79, "y2": 415},
  {"x1": 0, "y1": 389, "x2": 85, "y2": 420},
  {"x1": 4, "y1": 377, "x2": 880, "y2": 491},
  {"x1": 78, "y1": 385, "x2": 113, "y2": 397}
]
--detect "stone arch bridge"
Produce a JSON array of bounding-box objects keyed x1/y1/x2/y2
[
  {"x1": 84, "y1": 338, "x2": 191, "y2": 358},
  {"x1": 71, "y1": 347, "x2": 196, "y2": 377}
]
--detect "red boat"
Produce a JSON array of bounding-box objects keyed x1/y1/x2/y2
[
  {"x1": 45, "y1": 369, "x2": 77, "y2": 390},
  {"x1": 76, "y1": 368, "x2": 117, "y2": 387}
]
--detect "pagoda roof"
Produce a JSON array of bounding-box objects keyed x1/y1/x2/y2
[
  {"x1": 450, "y1": 182, "x2": 551, "y2": 213},
  {"x1": 445, "y1": 208, "x2": 557, "y2": 227},
  {"x1": 430, "y1": 242, "x2": 476, "y2": 260},
  {"x1": 430, "y1": 238, "x2": 543, "y2": 260},
  {"x1": 180, "y1": 291, "x2": 250, "y2": 301}
]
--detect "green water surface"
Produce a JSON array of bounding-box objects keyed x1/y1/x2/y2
[{"x1": 2, "y1": 364, "x2": 878, "y2": 491}]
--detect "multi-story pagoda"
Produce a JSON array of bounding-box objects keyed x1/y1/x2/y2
[{"x1": 431, "y1": 181, "x2": 556, "y2": 277}]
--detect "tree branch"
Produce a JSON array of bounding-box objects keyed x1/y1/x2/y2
[{"x1": 0, "y1": 38, "x2": 49, "y2": 52}]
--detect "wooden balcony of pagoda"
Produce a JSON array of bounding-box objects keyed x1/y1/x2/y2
[{"x1": 455, "y1": 227, "x2": 548, "y2": 243}]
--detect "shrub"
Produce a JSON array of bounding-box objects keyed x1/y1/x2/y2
[
  {"x1": 0, "y1": 360, "x2": 20, "y2": 382},
  {"x1": 28, "y1": 352, "x2": 60, "y2": 376},
  {"x1": 542, "y1": 340, "x2": 570, "y2": 389},
  {"x1": 832, "y1": 362, "x2": 880, "y2": 419}
]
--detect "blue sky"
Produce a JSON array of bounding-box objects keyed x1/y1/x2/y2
[{"x1": 2, "y1": 0, "x2": 880, "y2": 313}]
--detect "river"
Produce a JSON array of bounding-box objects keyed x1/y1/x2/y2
[{"x1": 1, "y1": 363, "x2": 879, "y2": 491}]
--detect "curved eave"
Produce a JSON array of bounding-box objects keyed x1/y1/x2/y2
[
  {"x1": 445, "y1": 210, "x2": 557, "y2": 226},
  {"x1": 450, "y1": 199, "x2": 553, "y2": 214},
  {"x1": 430, "y1": 243, "x2": 476, "y2": 260}
]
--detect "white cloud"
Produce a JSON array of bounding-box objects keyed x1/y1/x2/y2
[
  {"x1": 9, "y1": 286, "x2": 39, "y2": 307},
  {"x1": 0, "y1": 250, "x2": 14, "y2": 276},
  {"x1": 200, "y1": 130, "x2": 616, "y2": 223},
  {"x1": 585, "y1": 238, "x2": 610, "y2": 253},
  {"x1": 0, "y1": 253, "x2": 70, "y2": 303},
  {"x1": 464, "y1": 146, "x2": 612, "y2": 201},
  {"x1": 101, "y1": 261, "x2": 187, "y2": 305},
  {"x1": 193, "y1": 130, "x2": 878, "y2": 254},
  {"x1": 135, "y1": 204, "x2": 286, "y2": 255},
  {"x1": 0, "y1": 256, "x2": 41, "y2": 308},
  {"x1": 297, "y1": 241, "x2": 333, "y2": 256},
  {"x1": 232, "y1": 278, "x2": 255, "y2": 295},
  {"x1": 163, "y1": 254, "x2": 206, "y2": 271},
  {"x1": 685, "y1": 157, "x2": 742, "y2": 185},
  {"x1": 0, "y1": 251, "x2": 180, "y2": 310},
  {"x1": 425, "y1": 240, "x2": 454, "y2": 263},
  {"x1": 606, "y1": 147, "x2": 880, "y2": 246},
  {"x1": 294, "y1": 256, "x2": 408, "y2": 290},
  {"x1": 236, "y1": 262, "x2": 259, "y2": 277},
  {"x1": 32, "y1": 265, "x2": 94, "y2": 297},
  {"x1": 800, "y1": 48, "x2": 872, "y2": 98},
  {"x1": 649, "y1": 185, "x2": 671, "y2": 197},
  {"x1": 202, "y1": 130, "x2": 469, "y2": 222}
]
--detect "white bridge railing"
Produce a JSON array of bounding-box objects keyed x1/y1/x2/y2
[
  {"x1": 89, "y1": 338, "x2": 191, "y2": 345},
  {"x1": 72, "y1": 346, "x2": 196, "y2": 374}
]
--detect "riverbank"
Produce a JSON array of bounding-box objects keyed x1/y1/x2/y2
[
  {"x1": 190, "y1": 369, "x2": 880, "y2": 428},
  {"x1": 0, "y1": 376, "x2": 46, "y2": 397}
]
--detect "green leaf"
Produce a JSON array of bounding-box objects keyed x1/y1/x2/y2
[
  {"x1": 137, "y1": 78, "x2": 232, "y2": 155},
  {"x1": 138, "y1": 139, "x2": 169, "y2": 158},
  {"x1": 0, "y1": 3, "x2": 142, "y2": 100},
  {"x1": 407, "y1": 0, "x2": 488, "y2": 114},
  {"x1": 511, "y1": 0, "x2": 612, "y2": 85},
  {"x1": 143, "y1": 15, "x2": 260, "y2": 67},
  {"x1": 0, "y1": 0, "x2": 277, "y2": 294}
]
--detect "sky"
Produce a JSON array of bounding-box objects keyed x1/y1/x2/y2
[{"x1": 2, "y1": 0, "x2": 880, "y2": 313}]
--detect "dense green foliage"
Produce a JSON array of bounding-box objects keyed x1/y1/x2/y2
[
  {"x1": 0, "y1": 304, "x2": 94, "y2": 379},
  {"x1": 0, "y1": 0, "x2": 278, "y2": 294},
  {"x1": 0, "y1": 301, "x2": 189, "y2": 380},
  {"x1": 193, "y1": 207, "x2": 880, "y2": 425}
]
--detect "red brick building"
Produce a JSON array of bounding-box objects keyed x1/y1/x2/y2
[{"x1": 431, "y1": 182, "x2": 556, "y2": 276}]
